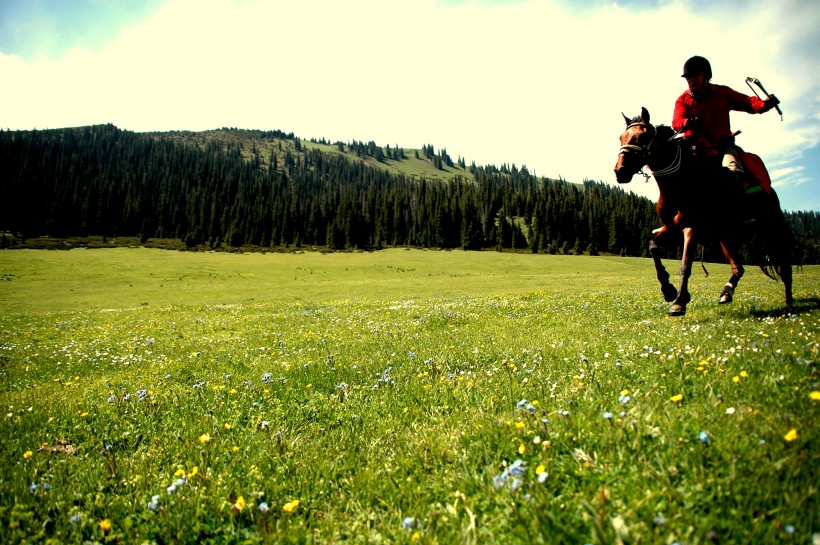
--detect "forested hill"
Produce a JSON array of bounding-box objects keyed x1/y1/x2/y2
[{"x1": 1, "y1": 124, "x2": 818, "y2": 262}]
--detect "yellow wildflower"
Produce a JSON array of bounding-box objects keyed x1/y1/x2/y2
[
  {"x1": 740, "y1": 370, "x2": 748, "y2": 378},
  {"x1": 199, "y1": 433, "x2": 211, "y2": 444},
  {"x1": 670, "y1": 394, "x2": 683, "y2": 403},
  {"x1": 809, "y1": 391, "x2": 820, "y2": 401},
  {"x1": 99, "y1": 519, "x2": 112, "y2": 533},
  {"x1": 282, "y1": 499, "x2": 300, "y2": 513},
  {"x1": 189, "y1": 466, "x2": 198, "y2": 477},
  {"x1": 784, "y1": 428, "x2": 798, "y2": 442},
  {"x1": 518, "y1": 443, "x2": 526, "y2": 455},
  {"x1": 22, "y1": 450, "x2": 33, "y2": 459},
  {"x1": 411, "y1": 531, "x2": 421, "y2": 542},
  {"x1": 174, "y1": 468, "x2": 186, "y2": 478},
  {"x1": 234, "y1": 496, "x2": 246, "y2": 511}
]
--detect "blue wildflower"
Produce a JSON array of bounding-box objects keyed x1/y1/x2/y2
[
  {"x1": 698, "y1": 431, "x2": 710, "y2": 443},
  {"x1": 603, "y1": 411, "x2": 614, "y2": 420},
  {"x1": 402, "y1": 517, "x2": 416, "y2": 529},
  {"x1": 258, "y1": 502, "x2": 270, "y2": 513}
]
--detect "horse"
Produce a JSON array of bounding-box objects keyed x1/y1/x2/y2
[{"x1": 613, "y1": 107, "x2": 793, "y2": 316}]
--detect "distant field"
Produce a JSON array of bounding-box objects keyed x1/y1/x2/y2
[
  {"x1": 0, "y1": 247, "x2": 654, "y2": 314},
  {"x1": 0, "y1": 249, "x2": 818, "y2": 544}
]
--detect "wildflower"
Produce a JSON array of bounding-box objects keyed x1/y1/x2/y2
[
  {"x1": 785, "y1": 525, "x2": 796, "y2": 535},
  {"x1": 508, "y1": 459, "x2": 526, "y2": 476},
  {"x1": 188, "y1": 466, "x2": 198, "y2": 477},
  {"x1": 536, "y1": 463, "x2": 549, "y2": 483},
  {"x1": 603, "y1": 411, "x2": 614, "y2": 421},
  {"x1": 411, "y1": 531, "x2": 421, "y2": 542},
  {"x1": 784, "y1": 428, "x2": 798, "y2": 442},
  {"x1": 669, "y1": 394, "x2": 683, "y2": 403},
  {"x1": 732, "y1": 376, "x2": 740, "y2": 383},
  {"x1": 258, "y1": 502, "x2": 270, "y2": 513},
  {"x1": 740, "y1": 370, "x2": 748, "y2": 378},
  {"x1": 618, "y1": 395, "x2": 631, "y2": 404},
  {"x1": 69, "y1": 513, "x2": 82, "y2": 523},
  {"x1": 282, "y1": 499, "x2": 300, "y2": 513},
  {"x1": 725, "y1": 407, "x2": 736, "y2": 415},
  {"x1": 653, "y1": 515, "x2": 667, "y2": 526},
  {"x1": 403, "y1": 516, "x2": 416, "y2": 529},
  {"x1": 518, "y1": 443, "x2": 526, "y2": 455},
  {"x1": 510, "y1": 478, "x2": 523, "y2": 492},
  {"x1": 174, "y1": 468, "x2": 186, "y2": 478},
  {"x1": 99, "y1": 519, "x2": 112, "y2": 533},
  {"x1": 199, "y1": 433, "x2": 211, "y2": 444},
  {"x1": 224, "y1": 423, "x2": 232, "y2": 430},
  {"x1": 147, "y1": 495, "x2": 160, "y2": 511},
  {"x1": 232, "y1": 446, "x2": 240, "y2": 452},
  {"x1": 809, "y1": 391, "x2": 820, "y2": 401},
  {"x1": 516, "y1": 399, "x2": 528, "y2": 409},
  {"x1": 515, "y1": 421, "x2": 525, "y2": 429},
  {"x1": 698, "y1": 431, "x2": 710, "y2": 443},
  {"x1": 234, "y1": 496, "x2": 246, "y2": 511},
  {"x1": 22, "y1": 450, "x2": 33, "y2": 459}
]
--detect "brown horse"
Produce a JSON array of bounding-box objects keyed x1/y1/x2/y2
[{"x1": 613, "y1": 107, "x2": 793, "y2": 316}]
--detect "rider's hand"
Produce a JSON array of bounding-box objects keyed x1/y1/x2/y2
[
  {"x1": 765, "y1": 95, "x2": 780, "y2": 108},
  {"x1": 685, "y1": 117, "x2": 701, "y2": 131}
]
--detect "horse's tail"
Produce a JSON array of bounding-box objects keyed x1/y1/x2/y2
[{"x1": 749, "y1": 189, "x2": 795, "y2": 281}]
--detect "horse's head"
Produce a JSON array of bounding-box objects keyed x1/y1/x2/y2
[{"x1": 614, "y1": 106, "x2": 656, "y2": 184}]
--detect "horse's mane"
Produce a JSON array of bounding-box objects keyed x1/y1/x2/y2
[{"x1": 655, "y1": 125, "x2": 675, "y2": 141}]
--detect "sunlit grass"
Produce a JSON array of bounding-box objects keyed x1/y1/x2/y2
[{"x1": 0, "y1": 249, "x2": 818, "y2": 543}]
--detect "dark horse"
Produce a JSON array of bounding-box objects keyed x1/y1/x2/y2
[{"x1": 614, "y1": 107, "x2": 793, "y2": 316}]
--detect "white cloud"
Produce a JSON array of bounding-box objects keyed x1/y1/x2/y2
[{"x1": 1, "y1": 0, "x2": 818, "y2": 209}]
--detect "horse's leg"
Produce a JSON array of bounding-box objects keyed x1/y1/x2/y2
[
  {"x1": 781, "y1": 263, "x2": 794, "y2": 310},
  {"x1": 669, "y1": 227, "x2": 695, "y2": 316},
  {"x1": 718, "y1": 240, "x2": 745, "y2": 304},
  {"x1": 649, "y1": 225, "x2": 678, "y2": 302}
]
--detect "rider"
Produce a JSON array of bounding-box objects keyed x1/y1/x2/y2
[{"x1": 672, "y1": 55, "x2": 780, "y2": 185}]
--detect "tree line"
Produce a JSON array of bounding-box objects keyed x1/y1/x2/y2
[{"x1": 1, "y1": 124, "x2": 818, "y2": 263}]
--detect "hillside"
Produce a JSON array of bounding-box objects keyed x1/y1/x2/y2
[{"x1": 1, "y1": 124, "x2": 818, "y2": 262}]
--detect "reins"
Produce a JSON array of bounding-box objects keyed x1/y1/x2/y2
[{"x1": 620, "y1": 122, "x2": 685, "y2": 179}]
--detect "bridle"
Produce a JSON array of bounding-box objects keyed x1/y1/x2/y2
[{"x1": 619, "y1": 121, "x2": 683, "y2": 179}]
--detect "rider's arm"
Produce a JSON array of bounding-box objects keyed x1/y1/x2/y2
[
  {"x1": 672, "y1": 93, "x2": 699, "y2": 134},
  {"x1": 722, "y1": 84, "x2": 772, "y2": 114},
  {"x1": 672, "y1": 93, "x2": 691, "y2": 132}
]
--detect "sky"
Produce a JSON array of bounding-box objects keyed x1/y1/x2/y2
[{"x1": 1, "y1": 0, "x2": 819, "y2": 212}]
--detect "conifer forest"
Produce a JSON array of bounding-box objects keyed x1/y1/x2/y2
[{"x1": 1, "y1": 124, "x2": 818, "y2": 262}]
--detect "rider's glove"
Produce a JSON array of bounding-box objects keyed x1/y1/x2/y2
[
  {"x1": 685, "y1": 117, "x2": 701, "y2": 131},
  {"x1": 765, "y1": 95, "x2": 780, "y2": 109}
]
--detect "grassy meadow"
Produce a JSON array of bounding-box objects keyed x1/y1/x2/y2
[{"x1": 0, "y1": 248, "x2": 818, "y2": 544}]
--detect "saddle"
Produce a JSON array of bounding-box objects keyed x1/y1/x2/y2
[{"x1": 739, "y1": 151, "x2": 772, "y2": 194}]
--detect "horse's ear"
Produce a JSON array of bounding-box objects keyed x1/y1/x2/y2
[
  {"x1": 641, "y1": 107, "x2": 650, "y2": 125},
  {"x1": 622, "y1": 112, "x2": 631, "y2": 125}
]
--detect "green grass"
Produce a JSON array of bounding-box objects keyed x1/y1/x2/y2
[{"x1": 0, "y1": 249, "x2": 818, "y2": 544}]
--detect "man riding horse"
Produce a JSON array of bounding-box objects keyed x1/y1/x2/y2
[
  {"x1": 611, "y1": 57, "x2": 793, "y2": 316},
  {"x1": 673, "y1": 55, "x2": 781, "y2": 188}
]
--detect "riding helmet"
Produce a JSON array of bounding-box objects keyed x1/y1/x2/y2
[{"x1": 681, "y1": 56, "x2": 712, "y2": 79}]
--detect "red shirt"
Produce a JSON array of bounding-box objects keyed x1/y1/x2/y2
[{"x1": 672, "y1": 83, "x2": 770, "y2": 147}]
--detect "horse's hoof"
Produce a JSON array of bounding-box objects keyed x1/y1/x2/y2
[
  {"x1": 662, "y1": 285, "x2": 678, "y2": 303},
  {"x1": 719, "y1": 285, "x2": 734, "y2": 305},
  {"x1": 668, "y1": 304, "x2": 687, "y2": 317}
]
